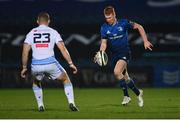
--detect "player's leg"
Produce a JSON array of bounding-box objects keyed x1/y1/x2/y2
[
  {"x1": 124, "y1": 69, "x2": 140, "y2": 95},
  {"x1": 56, "y1": 72, "x2": 79, "y2": 111},
  {"x1": 31, "y1": 63, "x2": 45, "y2": 112},
  {"x1": 32, "y1": 75, "x2": 45, "y2": 112},
  {"x1": 124, "y1": 70, "x2": 144, "y2": 107},
  {"x1": 114, "y1": 60, "x2": 131, "y2": 105},
  {"x1": 49, "y1": 61, "x2": 78, "y2": 111}
]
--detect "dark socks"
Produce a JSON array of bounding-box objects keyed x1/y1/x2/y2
[
  {"x1": 126, "y1": 79, "x2": 140, "y2": 96},
  {"x1": 119, "y1": 79, "x2": 129, "y2": 97}
]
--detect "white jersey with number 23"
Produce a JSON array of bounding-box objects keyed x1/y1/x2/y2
[
  {"x1": 24, "y1": 25, "x2": 65, "y2": 80},
  {"x1": 24, "y1": 24, "x2": 62, "y2": 60}
]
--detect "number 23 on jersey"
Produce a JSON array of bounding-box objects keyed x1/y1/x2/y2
[{"x1": 33, "y1": 33, "x2": 50, "y2": 48}]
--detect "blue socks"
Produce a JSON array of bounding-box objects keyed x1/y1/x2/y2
[
  {"x1": 126, "y1": 79, "x2": 140, "y2": 96},
  {"x1": 119, "y1": 78, "x2": 141, "y2": 97},
  {"x1": 119, "y1": 79, "x2": 129, "y2": 97}
]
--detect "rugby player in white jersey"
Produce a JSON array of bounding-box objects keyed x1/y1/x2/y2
[{"x1": 20, "y1": 12, "x2": 79, "y2": 112}]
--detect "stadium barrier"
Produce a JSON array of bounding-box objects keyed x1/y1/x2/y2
[
  {"x1": 2, "y1": 60, "x2": 180, "y2": 88},
  {"x1": 0, "y1": 32, "x2": 180, "y2": 88}
]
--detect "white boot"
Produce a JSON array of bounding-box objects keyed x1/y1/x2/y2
[
  {"x1": 137, "y1": 89, "x2": 144, "y2": 107},
  {"x1": 121, "y1": 96, "x2": 131, "y2": 105}
]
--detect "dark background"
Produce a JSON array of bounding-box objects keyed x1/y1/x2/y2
[{"x1": 0, "y1": 0, "x2": 180, "y2": 88}]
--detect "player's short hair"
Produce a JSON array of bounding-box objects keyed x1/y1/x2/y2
[
  {"x1": 104, "y1": 6, "x2": 115, "y2": 16},
  {"x1": 37, "y1": 12, "x2": 50, "y2": 22}
]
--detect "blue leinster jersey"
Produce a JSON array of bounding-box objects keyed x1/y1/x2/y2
[{"x1": 100, "y1": 19, "x2": 134, "y2": 56}]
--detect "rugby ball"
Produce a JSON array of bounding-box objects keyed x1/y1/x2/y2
[{"x1": 95, "y1": 51, "x2": 108, "y2": 66}]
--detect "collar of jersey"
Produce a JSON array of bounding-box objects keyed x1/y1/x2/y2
[
  {"x1": 39, "y1": 24, "x2": 47, "y2": 27},
  {"x1": 108, "y1": 20, "x2": 118, "y2": 27}
]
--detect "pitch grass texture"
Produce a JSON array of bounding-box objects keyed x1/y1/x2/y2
[{"x1": 0, "y1": 88, "x2": 180, "y2": 119}]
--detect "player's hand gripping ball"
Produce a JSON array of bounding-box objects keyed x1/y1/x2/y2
[{"x1": 94, "y1": 50, "x2": 108, "y2": 66}]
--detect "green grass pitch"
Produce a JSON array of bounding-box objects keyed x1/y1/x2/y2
[{"x1": 0, "y1": 88, "x2": 180, "y2": 119}]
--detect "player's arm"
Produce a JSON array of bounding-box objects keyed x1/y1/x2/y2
[
  {"x1": 21, "y1": 43, "x2": 31, "y2": 78},
  {"x1": 100, "y1": 39, "x2": 107, "y2": 52},
  {"x1": 133, "y1": 23, "x2": 153, "y2": 51},
  {"x1": 56, "y1": 41, "x2": 77, "y2": 74},
  {"x1": 94, "y1": 39, "x2": 107, "y2": 63}
]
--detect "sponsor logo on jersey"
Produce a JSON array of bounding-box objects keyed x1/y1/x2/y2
[
  {"x1": 113, "y1": 34, "x2": 117, "y2": 36},
  {"x1": 35, "y1": 44, "x2": 49, "y2": 48}
]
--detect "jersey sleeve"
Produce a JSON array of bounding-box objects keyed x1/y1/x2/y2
[
  {"x1": 125, "y1": 19, "x2": 134, "y2": 30},
  {"x1": 54, "y1": 30, "x2": 63, "y2": 43},
  {"x1": 24, "y1": 31, "x2": 33, "y2": 45},
  {"x1": 100, "y1": 25, "x2": 108, "y2": 39}
]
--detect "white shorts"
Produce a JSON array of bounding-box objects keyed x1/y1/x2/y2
[{"x1": 31, "y1": 61, "x2": 66, "y2": 80}]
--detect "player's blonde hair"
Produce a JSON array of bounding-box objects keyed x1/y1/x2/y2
[
  {"x1": 37, "y1": 12, "x2": 50, "y2": 22},
  {"x1": 104, "y1": 6, "x2": 115, "y2": 16}
]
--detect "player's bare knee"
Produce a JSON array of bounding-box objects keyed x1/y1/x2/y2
[
  {"x1": 123, "y1": 75, "x2": 129, "y2": 80},
  {"x1": 114, "y1": 71, "x2": 124, "y2": 80},
  {"x1": 33, "y1": 79, "x2": 42, "y2": 88},
  {"x1": 57, "y1": 72, "x2": 71, "y2": 84},
  {"x1": 33, "y1": 79, "x2": 40, "y2": 84}
]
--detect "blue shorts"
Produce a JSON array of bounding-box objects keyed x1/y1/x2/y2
[{"x1": 111, "y1": 52, "x2": 131, "y2": 68}]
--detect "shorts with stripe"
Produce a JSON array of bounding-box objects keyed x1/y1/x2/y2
[{"x1": 31, "y1": 56, "x2": 66, "y2": 80}]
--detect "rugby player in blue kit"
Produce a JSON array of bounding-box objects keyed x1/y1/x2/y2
[{"x1": 95, "y1": 6, "x2": 153, "y2": 107}]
